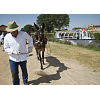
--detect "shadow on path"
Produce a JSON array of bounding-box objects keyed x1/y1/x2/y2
[
  {"x1": 28, "y1": 56, "x2": 71, "y2": 85},
  {"x1": 29, "y1": 54, "x2": 33, "y2": 56}
]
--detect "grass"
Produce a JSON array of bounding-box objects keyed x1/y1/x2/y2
[{"x1": 48, "y1": 41, "x2": 100, "y2": 72}]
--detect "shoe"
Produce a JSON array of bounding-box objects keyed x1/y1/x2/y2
[{"x1": 24, "y1": 82, "x2": 29, "y2": 85}]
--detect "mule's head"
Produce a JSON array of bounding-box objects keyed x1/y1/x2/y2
[{"x1": 34, "y1": 23, "x2": 45, "y2": 48}]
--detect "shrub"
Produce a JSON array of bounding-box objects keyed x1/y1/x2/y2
[
  {"x1": 92, "y1": 33, "x2": 100, "y2": 40},
  {"x1": 87, "y1": 44, "x2": 95, "y2": 49},
  {"x1": 45, "y1": 34, "x2": 53, "y2": 39},
  {"x1": 64, "y1": 41, "x2": 72, "y2": 45},
  {"x1": 77, "y1": 43, "x2": 85, "y2": 48},
  {"x1": 55, "y1": 39, "x2": 60, "y2": 43}
]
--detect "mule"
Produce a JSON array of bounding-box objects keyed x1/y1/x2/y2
[{"x1": 32, "y1": 23, "x2": 47, "y2": 70}]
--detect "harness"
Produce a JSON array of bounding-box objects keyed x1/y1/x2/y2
[
  {"x1": 34, "y1": 29, "x2": 47, "y2": 49},
  {"x1": 34, "y1": 39, "x2": 42, "y2": 49}
]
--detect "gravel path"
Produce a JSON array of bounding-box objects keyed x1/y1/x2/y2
[{"x1": 0, "y1": 45, "x2": 100, "y2": 85}]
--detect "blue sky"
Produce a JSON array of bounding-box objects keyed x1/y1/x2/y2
[
  {"x1": 0, "y1": 14, "x2": 100, "y2": 30},
  {"x1": 68, "y1": 14, "x2": 100, "y2": 30},
  {"x1": 0, "y1": 14, "x2": 40, "y2": 30}
]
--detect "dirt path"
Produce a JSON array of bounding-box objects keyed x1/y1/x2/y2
[{"x1": 0, "y1": 45, "x2": 100, "y2": 85}]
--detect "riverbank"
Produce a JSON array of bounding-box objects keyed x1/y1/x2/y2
[{"x1": 48, "y1": 41, "x2": 100, "y2": 72}]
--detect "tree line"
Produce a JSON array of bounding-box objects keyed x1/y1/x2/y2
[{"x1": 21, "y1": 14, "x2": 70, "y2": 33}]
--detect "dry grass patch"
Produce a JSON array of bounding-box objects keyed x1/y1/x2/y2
[{"x1": 48, "y1": 42, "x2": 100, "y2": 71}]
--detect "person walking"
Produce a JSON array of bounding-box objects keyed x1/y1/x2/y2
[
  {"x1": 0, "y1": 35, "x2": 1, "y2": 47},
  {"x1": 1, "y1": 32, "x2": 4, "y2": 45},
  {"x1": 4, "y1": 21, "x2": 33, "y2": 85},
  {"x1": 1, "y1": 32, "x2": 5, "y2": 51}
]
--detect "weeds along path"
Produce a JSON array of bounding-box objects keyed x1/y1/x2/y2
[{"x1": 0, "y1": 43, "x2": 100, "y2": 85}]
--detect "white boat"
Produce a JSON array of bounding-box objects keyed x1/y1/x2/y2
[{"x1": 54, "y1": 29, "x2": 95, "y2": 46}]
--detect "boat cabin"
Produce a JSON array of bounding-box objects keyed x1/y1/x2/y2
[{"x1": 54, "y1": 29, "x2": 92, "y2": 39}]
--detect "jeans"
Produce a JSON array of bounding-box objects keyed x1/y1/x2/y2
[{"x1": 9, "y1": 59, "x2": 28, "y2": 85}]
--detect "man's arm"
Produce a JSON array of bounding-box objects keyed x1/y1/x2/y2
[
  {"x1": 24, "y1": 32, "x2": 33, "y2": 53},
  {"x1": 4, "y1": 37, "x2": 13, "y2": 55},
  {"x1": 25, "y1": 32, "x2": 33, "y2": 47}
]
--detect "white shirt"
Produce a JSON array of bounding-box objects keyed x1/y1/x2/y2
[
  {"x1": 1, "y1": 33, "x2": 4, "y2": 39},
  {"x1": 0, "y1": 36, "x2": 1, "y2": 41},
  {"x1": 4, "y1": 31, "x2": 33, "y2": 62}
]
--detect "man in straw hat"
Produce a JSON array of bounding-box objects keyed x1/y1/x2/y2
[{"x1": 4, "y1": 21, "x2": 33, "y2": 85}]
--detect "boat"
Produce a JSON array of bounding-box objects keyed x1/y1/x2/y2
[{"x1": 54, "y1": 29, "x2": 95, "y2": 46}]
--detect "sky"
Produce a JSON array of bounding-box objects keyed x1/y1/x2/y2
[
  {"x1": 0, "y1": 14, "x2": 100, "y2": 31},
  {"x1": 0, "y1": 14, "x2": 40, "y2": 30},
  {"x1": 68, "y1": 14, "x2": 100, "y2": 30}
]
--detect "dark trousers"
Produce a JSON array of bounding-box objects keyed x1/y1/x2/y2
[{"x1": 9, "y1": 60, "x2": 28, "y2": 85}]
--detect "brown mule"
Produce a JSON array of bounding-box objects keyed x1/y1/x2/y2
[{"x1": 32, "y1": 23, "x2": 47, "y2": 70}]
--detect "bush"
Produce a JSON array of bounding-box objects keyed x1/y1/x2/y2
[
  {"x1": 98, "y1": 44, "x2": 100, "y2": 48},
  {"x1": 77, "y1": 43, "x2": 85, "y2": 48},
  {"x1": 45, "y1": 34, "x2": 53, "y2": 39},
  {"x1": 55, "y1": 39, "x2": 60, "y2": 43},
  {"x1": 64, "y1": 40, "x2": 72, "y2": 45},
  {"x1": 47, "y1": 38, "x2": 54, "y2": 41},
  {"x1": 87, "y1": 44, "x2": 95, "y2": 49},
  {"x1": 92, "y1": 33, "x2": 100, "y2": 40}
]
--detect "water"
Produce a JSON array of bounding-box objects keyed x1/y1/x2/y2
[
  {"x1": 71, "y1": 40, "x2": 94, "y2": 46},
  {"x1": 60, "y1": 39, "x2": 100, "y2": 48}
]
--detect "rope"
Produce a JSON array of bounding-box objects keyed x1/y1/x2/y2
[{"x1": 46, "y1": 41, "x2": 51, "y2": 56}]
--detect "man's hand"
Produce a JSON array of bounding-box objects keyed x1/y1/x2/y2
[
  {"x1": 12, "y1": 50, "x2": 21, "y2": 55},
  {"x1": 28, "y1": 47, "x2": 32, "y2": 53}
]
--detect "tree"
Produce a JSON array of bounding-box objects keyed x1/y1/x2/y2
[
  {"x1": 37, "y1": 14, "x2": 54, "y2": 33},
  {"x1": 21, "y1": 28, "x2": 24, "y2": 31},
  {"x1": 53, "y1": 14, "x2": 70, "y2": 30},
  {"x1": 36, "y1": 14, "x2": 70, "y2": 33},
  {"x1": 21, "y1": 24, "x2": 34, "y2": 33},
  {"x1": 72, "y1": 27, "x2": 82, "y2": 30}
]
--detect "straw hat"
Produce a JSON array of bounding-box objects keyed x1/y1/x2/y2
[{"x1": 6, "y1": 21, "x2": 20, "y2": 32}]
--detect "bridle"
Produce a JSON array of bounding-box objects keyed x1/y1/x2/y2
[
  {"x1": 37, "y1": 29, "x2": 44, "y2": 35},
  {"x1": 34, "y1": 29, "x2": 44, "y2": 49}
]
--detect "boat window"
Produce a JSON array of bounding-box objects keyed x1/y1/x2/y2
[
  {"x1": 73, "y1": 33, "x2": 76, "y2": 37},
  {"x1": 69, "y1": 33, "x2": 73, "y2": 36},
  {"x1": 65, "y1": 33, "x2": 68, "y2": 36},
  {"x1": 61, "y1": 33, "x2": 64, "y2": 36},
  {"x1": 83, "y1": 32, "x2": 87, "y2": 36},
  {"x1": 59, "y1": 33, "x2": 61, "y2": 36}
]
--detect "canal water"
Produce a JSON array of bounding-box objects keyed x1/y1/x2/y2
[{"x1": 60, "y1": 38, "x2": 100, "y2": 48}]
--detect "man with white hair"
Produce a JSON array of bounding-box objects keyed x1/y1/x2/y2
[{"x1": 4, "y1": 21, "x2": 33, "y2": 85}]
